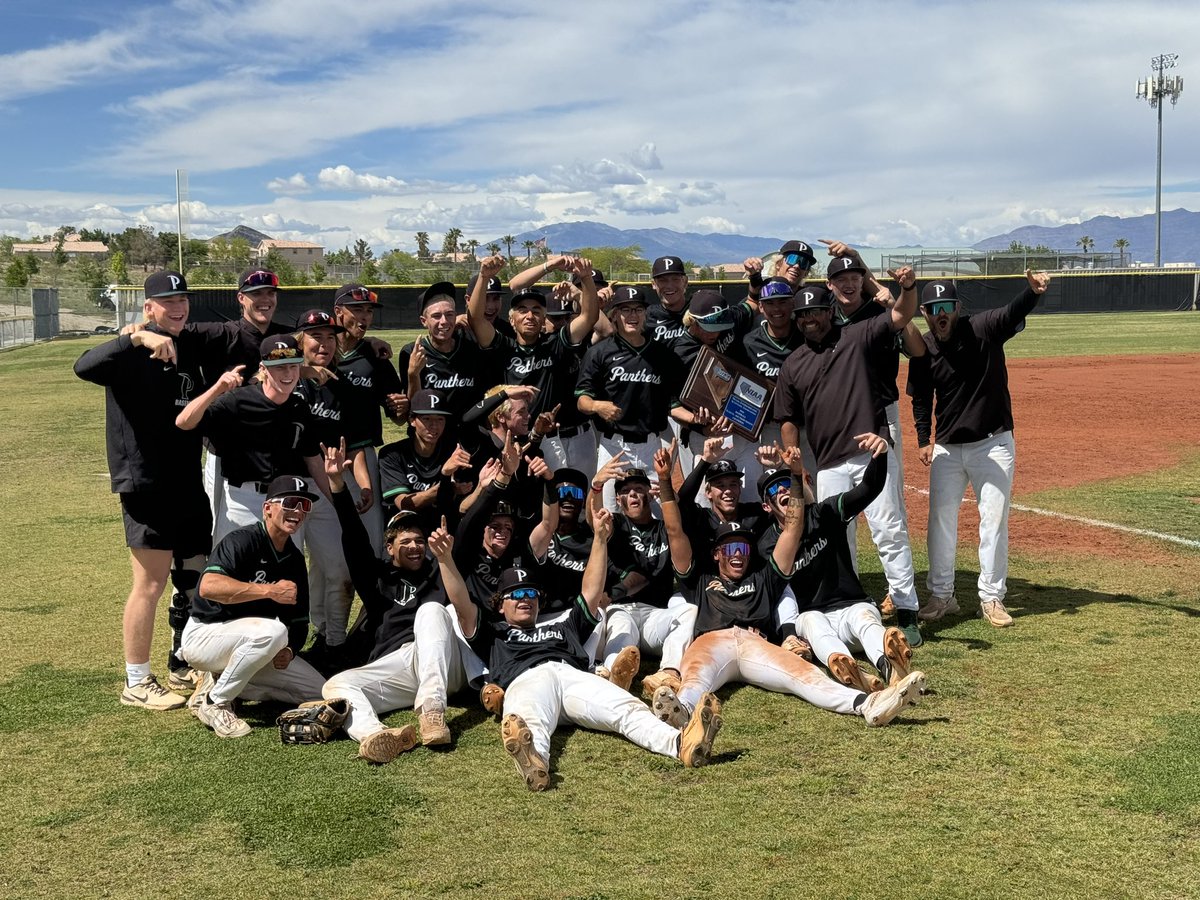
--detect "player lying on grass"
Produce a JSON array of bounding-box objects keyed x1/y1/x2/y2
[
  {"x1": 650, "y1": 440, "x2": 927, "y2": 729},
  {"x1": 444, "y1": 506, "x2": 722, "y2": 792}
]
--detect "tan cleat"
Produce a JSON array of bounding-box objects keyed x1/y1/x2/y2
[
  {"x1": 828, "y1": 652, "x2": 883, "y2": 693},
  {"x1": 194, "y1": 697, "x2": 252, "y2": 738},
  {"x1": 861, "y1": 671, "x2": 926, "y2": 727},
  {"x1": 882, "y1": 626, "x2": 914, "y2": 686},
  {"x1": 879, "y1": 592, "x2": 896, "y2": 618},
  {"x1": 606, "y1": 646, "x2": 640, "y2": 692},
  {"x1": 641, "y1": 668, "x2": 682, "y2": 698},
  {"x1": 980, "y1": 599, "x2": 1014, "y2": 627},
  {"x1": 187, "y1": 671, "x2": 214, "y2": 713},
  {"x1": 166, "y1": 667, "x2": 201, "y2": 694},
  {"x1": 501, "y1": 714, "x2": 550, "y2": 792},
  {"x1": 480, "y1": 683, "x2": 505, "y2": 717},
  {"x1": 651, "y1": 685, "x2": 689, "y2": 728},
  {"x1": 419, "y1": 706, "x2": 451, "y2": 746},
  {"x1": 679, "y1": 691, "x2": 722, "y2": 768},
  {"x1": 359, "y1": 726, "x2": 418, "y2": 764},
  {"x1": 121, "y1": 674, "x2": 187, "y2": 711}
]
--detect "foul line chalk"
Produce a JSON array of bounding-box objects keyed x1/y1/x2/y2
[{"x1": 904, "y1": 485, "x2": 1200, "y2": 551}]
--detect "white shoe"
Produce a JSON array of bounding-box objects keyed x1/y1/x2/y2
[
  {"x1": 861, "y1": 671, "x2": 927, "y2": 727},
  {"x1": 196, "y1": 697, "x2": 251, "y2": 738},
  {"x1": 980, "y1": 599, "x2": 1014, "y2": 627},
  {"x1": 120, "y1": 674, "x2": 186, "y2": 711}
]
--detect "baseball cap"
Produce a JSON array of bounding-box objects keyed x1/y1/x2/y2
[
  {"x1": 238, "y1": 268, "x2": 280, "y2": 293},
  {"x1": 827, "y1": 257, "x2": 867, "y2": 279},
  {"x1": 553, "y1": 467, "x2": 588, "y2": 489},
  {"x1": 546, "y1": 294, "x2": 575, "y2": 318},
  {"x1": 794, "y1": 284, "x2": 833, "y2": 312},
  {"x1": 688, "y1": 289, "x2": 735, "y2": 331},
  {"x1": 420, "y1": 281, "x2": 457, "y2": 310},
  {"x1": 510, "y1": 288, "x2": 547, "y2": 307},
  {"x1": 778, "y1": 241, "x2": 817, "y2": 269},
  {"x1": 144, "y1": 270, "x2": 189, "y2": 299},
  {"x1": 756, "y1": 468, "x2": 791, "y2": 501},
  {"x1": 265, "y1": 475, "x2": 319, "y2": 503},
  {"x1": 609, "y1": 285, "x2": 648, "y2": 309},
  {"x1": 615, "y1": 467, "x2": 652, "y2": 491},
  {"x1": 334, "y1": 283, "x2": 382, "y2": 307},
  {"x1": 652, "y1": 256, "x2": 686, "y2": 278},
  {"x1": 496, "y1": 566, "x2": 539, "y2": 596},
  {"x1": 385, "y1": 508, "x2": 423, "y2": 532},
  {"x1": 410, "y1": 389, "x2": 450, "y2": 416},
  {"x1": 296, "y1": 309, "x2": 346, "y2": 333},
  {"x1": 260, "y1": 334, "x2": 302, "y2": 366},
  {"x1": 712, "y1": 521, "x2": 753, "y2": 546},
  {"x1": 493, "y1": 500, "x2": 516, "y2": 518},
  {"x1": 571, "y1": 267, "x2": 608, "y2": 288},
  {"x1": 921, "y1": 281, "x2": 958, "y2": 306},
  {"x1": 758, "y1": 278, "x2": 794, "y2": 303},
  {"x1": 466, "y1": 273, "x2": 504, "y2": 296},
  {"x1": 705, "y1": 459, "x2": 744, "y2": 483}
]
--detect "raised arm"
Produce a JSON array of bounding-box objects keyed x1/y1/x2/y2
[
  {"x1": 526, "y1": 455, "x2": 559, "y2": 559},
  {"x1": 428, "y1": 517, "x2": 478, "y2": 637},
  {"x1": 508, "y1": 253, "x2": 574, "y2": 294},
  {"x1": 567, "y1": 256, "x2": 601, "y2": 345},
  {"x1": 771, "y1": 447, "x2": 808, "y2": 574},
  {"x1": 582, "y1": 508, "x2": 614, "y2": 617},
  {"x1": 467, "y1": 255, "x2": 505, "y2": 348},
  {"x1": 654, "y1": 440, "x2": 694, "y2": 575},
  {"x1": 884, "y1": 265, "x2": 918, "y2": 331}
]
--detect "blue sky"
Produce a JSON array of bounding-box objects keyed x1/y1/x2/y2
[{"x1": 1, "y1": 0, "x2": 1197, "y2": 256}]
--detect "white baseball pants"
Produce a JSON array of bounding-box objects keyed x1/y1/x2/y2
[
  {"x1": 796, "y1": 602, "x2": 887, "y2": 667},
  {"x1": 303, "y1": 487, "x2": 352, "y2": 648},
  {"x1": 180, "y1": 616, "x2": 325, "y2": 705},
  {"x1": 600, "y1": 597, "x2": 697, "y2": 671}
]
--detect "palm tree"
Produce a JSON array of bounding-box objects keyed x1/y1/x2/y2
[
  {"x1": 486, "y1": 242, "x2": 501, "y2": 256},
  {"x1": 502, "y1": 234, "x2": 515, "y2": 261},
  {"x1": 465, "y1": 239, "x2": 480, "y2": 260},
  {"x1": 414, "y1": 231, "x2": 430, "y2": 259},
  {"x1": 522, "y1": 239, "x2": 537, "y2": 260},
  {"x1": 442, "y1": 228, "x2": 463, "y2": 259},
  {"x1": 1113, "y1": 238, "x2": 1130, "y2": 265},
  {"x1": 1076, "y1": 235, "x2": 1094, "y2": 254}
]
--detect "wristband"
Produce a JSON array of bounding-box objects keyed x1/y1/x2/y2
[
  {"x1": 748, "y1": 270, "x2": 764, "y2": 289},
  {"x1": 494, "y1": 477, "x2": 511, "y2": 489},
  {"x1": 902, "y1": 282, "x2": 917, "y2": 291},
  {"x1": 591, "y1": 484, "x2": 603, "y2": 494}
]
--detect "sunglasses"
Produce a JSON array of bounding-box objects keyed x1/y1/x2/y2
[
  {"x1": 241, "y1": 270, "x2": 279, "y2": 290},
  {"x1": 303, "y1": 311, "x2": 335, "y2": 327},
  {"x1": 925, "y1": 300, "x2": 958, "y2": 316},
  {"x1": 558, "y1": 484, "x2": 586, "y2": 501},
  {"x1": 784, "y1": 253, "x2": 812, "y2": 268},
  {"x1": 264, "y1": 347, "x2": 299, "y2": 361},
  {"x1": 505, "y1": 588, "x2": 540, "y2": 602},
  {"x1": 760, "y1": 282, "x2": 794, "y2": 302},
  {"x1": 343, "y1": 288, "x2": 379, "y2": 304},
  {"x1": 718, "y1": 540, "x2": 752, "y2": 558},
  {"x1": 273, "y1": 496, "x2": 312, "y2": 513},
  {"x1": 766, "y1": 479, "x2": 791, "y2": 498}
]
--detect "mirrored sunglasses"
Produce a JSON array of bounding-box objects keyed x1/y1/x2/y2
[
  {"x1": 506, "y1": 588, "x2": 540, "y2": 601},
  {"x1": 766, "y1": 479, "x2": 791, "y2": 498},
  {"x1": 925, "y1": 300, "x2": 958, "y2": 316},
  {"x1": 717, "y1": 540, "x2": 752, "y2": 558},
  {"x1": 760, "y1": 282, "x2": 794, "y2": 302},
  {"x1": 273, "y1": 496, "x2": 312, "y2": 513},
  {"x1": 346, "y1": 288, "x2": 378, "y2": 304},
  {"x1": 242, "y1": 270, "x2": 279, "y2": 290},
  {"x1": 784, "y1": 253, "x2": 812, "y2": 268},
  {"x1": 557, "y1": 484, "x2": 586, "y2": 501}
]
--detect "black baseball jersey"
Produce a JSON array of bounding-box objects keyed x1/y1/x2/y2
[
  {"x1": 486, "y1": 329, "x2": 583, "y2": 417},
  {"x1": 467, "y1": 595, "x2": 599, "y2": 689},
  {"x1": 677, "y1": 459, "x2": 768, "y2": 558},
  {"x1": 673, "y1": 300, "x2": 756, "y2": 369},
  {"x1": 453, "y1": 481, "x2": 534, "y2": 603},
  {"x1": 186, "y1": 318, "x2": 294, "y2": 386},
  {"x1": 193, "y1": 522, "x2": 310, "y2": 652},
  {"x1": 774, "y1": 315, "x2": 894, "y2": 470},
  {"x1": 74, "y1": 327, "x2": 214, "y2": 492},
  {"x1": 608, "y1": 516, "x2": 674, "y2": 607},
  {"x1": 293, "y1": 376, "x2": 367, "y2": 453},
  {"x1": 908, "y1": 287, "x2": 1040, "y2": 446},
  {"x1": 197, "y1": 383, "x2": 320, "y2": 487},
  {"x1": 540, "y1": 525, "x2": 593, "y2": 611},
  {"x1": 757, "y1": 453, "x2": 885, "y2": 610},
  {"x1": 335, "y1": 339, "x2": 404, "y2": 447},
  {"x1": 678, "y1": 557, "x2": 788, "y2": 642},
  {"x1": 379, "y1": 438, "x2": 450, "y2": 502},
  {"x1": 396, "y1": 334, "x2": 492, "y2": 422},
  {"x1": 644, "y1": 303, "x2": 691, "y2": 357},
  {"x1": 576, "y1": 334, "x2": 687, "y2": 438},
  {"x1": 740, "y1": 320, "x2": 804, "y2": 384},
  {"x1": 332, "y1": 487, "x2": 446, "y2": 662}
]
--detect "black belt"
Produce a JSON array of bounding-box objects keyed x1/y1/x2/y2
[{"x1": 557, "y1": 422, "x2": 592, "y2": 439}]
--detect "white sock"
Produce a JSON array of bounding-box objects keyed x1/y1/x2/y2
[{"x1": 126, "y1": 662, "x2": 151, "y2": 688}]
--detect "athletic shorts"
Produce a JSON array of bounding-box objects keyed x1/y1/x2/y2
[{"x1": 120, "y1": 488, "x2": 212, "y2": 556}]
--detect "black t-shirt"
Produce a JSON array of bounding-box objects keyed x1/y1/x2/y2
[
  {"x1": 576, "y1": 334, "x2": 686, "y2": 438},
  {"x1": 678, "y1": 558, "x2": 788, "y2": 641},
  {"x1": 467, "y1": 595, "x2": 599, "y2": 689},
  {"x1": 539, "y1": 525, "x2": 593, "y2": 611},
  {"x1": 486, "y1": 329, "x2": 583, "y2": 418},
  {"x1": 335, "y1": 339, "x2": 404, "y2": 448},
  {"x1": 396, "y1": 334, "x2": 491, "y2": 422},
  {"x1": 293, "y1": 376, "x2": 363, "y2": 453},
  {"x1": 835, "y1": 300, "x2": 901, "y2": 405},
  {"x1": 608, "y1": 516, "x2": 674, "y2": 607},
  {"x1": 379, "y1": 437, "x2": 450, "y2": 502},
  {"x1": 193, "y1": 522, "x2": 310, "y2": 652},
  {"x1": 198, "y1": 383, "x2": 320, "y2": 486},
  {"x1": 186, "y1": 318, "x2": 295, "y2": 387},
  {"x1": 73, "y1": 327, "x2": 214, "y2": 493},
  {"x1": 740, "y1": 320, "x2": 804, "y2": 385},
  {"x1": 774, "y1": 315, "x2": 894, "y2": 470}
]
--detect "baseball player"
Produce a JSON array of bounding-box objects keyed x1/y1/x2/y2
[
  {"x1": 180, "y1": 476, "x2": 327, "y2": 738},
  {"x1": 457, "y1": 386, "x2": 554, "y2": 521},
  {"x1": 319, "y1": 441, "x2": 470, "y2": 763},
  {"x1": 175, "y1": 334, "x2": 330, "y2": 544},
  {"x1": 541, "y1": 285, "x2": 596, "y2": 471},
  {"x1": 576, "y1": 285, "x2": 688, "y2": 509},
  {"x1": 677, "y1": 439, "x2": 772, "y2": 558},
  {"x1": 379, "y1": 389, "x2": 457, "y2": 526},
  {"x1": 73, "y1": 270, "x2": 219, "y2": 707},
  {"x1": 444, "y1": 508, "x2": 722, "y2": 792},
  {"x1": 743, "y1": 240, "x2": 818, "y2": 300},
  {"x1": 651, "y1": 443, "x2": 927, "y2": 728},
  {"x1": 774, "y1": 266, "x2": 926, "y2": 647},
  {"x1": 908, "y1": 270, "x2": 1051, "y2": 627},
  {"x1": 462, "y1": 271, "x2": 516, "y2": 340}
]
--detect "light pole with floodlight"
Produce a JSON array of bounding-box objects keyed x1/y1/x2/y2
[{"x1": 1136, "y1": 53, "x2": 1183, "y2": 267}]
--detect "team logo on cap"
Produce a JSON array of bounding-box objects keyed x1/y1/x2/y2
[
  {"x1": 290, "y1": 477, "x2": 305, "y2": 492},
  {"x1": 513, "y1": 567, "x2": 527, "y2": 581},
  {"x1": 932, "y1": 284, "x2": 949, "y2": 299},
  {"x1": 428, "y1": 394, "x2": 440, "y2": 407},
  {"x1": 168, "y1": 275, "x2": 182, "y2": 291}
]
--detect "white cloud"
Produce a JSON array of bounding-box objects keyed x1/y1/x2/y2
[
  {"x1": 691, "y1": 216, "x2": 744, "y2": 234},
  {"x1": 267, "y1": 174, "x2": 311, "y2": 195},
  {"x1": 630, "y1": 142, "x2": 662, "y2": 171},
  {"x1": 317, "y1": 165, "x2": 411, "y2": 195}
]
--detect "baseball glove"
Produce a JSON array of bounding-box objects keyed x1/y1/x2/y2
[{"x1": 277, "y1": 697, "x2": 350, "y2": 744}]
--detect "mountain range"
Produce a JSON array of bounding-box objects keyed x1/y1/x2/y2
[{"x1": 496, "y1": 209, "x2": 1200, "y2": 265}]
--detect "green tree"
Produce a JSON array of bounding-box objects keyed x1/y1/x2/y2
[
  {"x1": 209, "y1": 236, "x2": 252, "y2": 267},
  {"x1": 465, "y1": 238, "x2": 479, "y2": 260},
  {"x1": 1114, "y1": 238, "x2": 1130, "y2": 265},
  {"x1": 4, "y1": 256, "x2": 28, "y2": 287},
  {"x1": 414, "y1": 231, "x2": 431, "y2": 259},
  {"x1": 262, "y1": 248, "x2": 298, "y2": 284},
  {"x1": 486, "y1": 242, "x2": 501, "y2": 256},
  {"x1": 502, "y1": 234, "x2": 515, "y2": 261},
  {"x1": 51, "y1": 229, "x2": 69, "y2": 268},
  {"x1": 310, "y1": 260, "x2": 328, "y2": 284},
  {"x1": 75, "y1": 257, "x2": 109, "y2": 298},
  {"x1": 568, "y1": 245, "x2": 650, "y2": 281},
  {"x1": 379, "y1": 250, "x2": 417, "y2": 283},
  {"x1": 442, "y1": 228, "x2": 462, "y2": 258},
  {"x1": 360, "y1": 258, "x2": 379, "y2": 282},
  {"x1": 77, "y1": 227, "x2": 110, "y2": 244},
  {"x1": 109, "y1": 250, "x2": 130, "y2": 284},
  {"x1": 327, "y1": 247, "x2": 353, "y2": 266},
  {"x1": 353, "y1": 238, "x2": 374, "y2": 265},
  {"x1": 111, "y1": 226, "x2": 160, "y2": 268},
  {"x1": 23, "y1": 253, "x2": 39, "y2": 276}
]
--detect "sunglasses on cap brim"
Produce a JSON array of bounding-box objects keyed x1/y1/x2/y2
[
  {"x1": 340, "y1": 288, "x2": 379, "y2": 305},
  {"x1": 241, "y1": 270, "x2": 279, "y2": 290}
]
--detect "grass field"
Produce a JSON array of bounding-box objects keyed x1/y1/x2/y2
[{"x1": 2, "y1": 313, "x2": 1199, "y2": 900}]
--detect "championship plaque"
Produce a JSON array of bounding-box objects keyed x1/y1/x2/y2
[{"x1": 680, "y1": 346, "x2": 776, "y2": 441}]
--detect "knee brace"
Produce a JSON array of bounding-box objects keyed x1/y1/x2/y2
[{"x1": 168, "y1": 555, "x2": 205, "y2": 667}]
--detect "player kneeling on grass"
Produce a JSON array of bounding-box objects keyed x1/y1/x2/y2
[
  {"x1": 759, "y1": 436, "x2": 917, "y2": 693},
  {"x1": 180, "y1": 476, "x2": 327, "y2": 738},
  {"x1": 446, "y1": 508, "x2": 722, "y2": 792},
  {"x1": 319, "y1": 441, "x2": 468, "y2": 764},
  {"x1": 653, "y1": 441, "x2": 927, "y2": 729}
]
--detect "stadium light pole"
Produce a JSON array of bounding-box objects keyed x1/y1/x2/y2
[{"x1": 1136, "y1": 53, "x2": 1183, "y2": 267}]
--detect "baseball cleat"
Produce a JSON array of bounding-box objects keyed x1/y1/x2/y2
[
  {"x1": 651, "y1": 685, "x2": 689, "y2": 728},
  {"x1": 120, "y1": 674, "x2": 186, "y2": 711},
  {"x1": 480, "y1": 683, "x2": 505, "y2": 717},
  {"x1": 606, "y1": 646, "x2": 640, "y2": 693},
  {"x1": 828, "y1": 652, "x2": 882, "y2": 694},
  {"x1": 419, "y1": 706, "x2": 451, "y2": 746},
  {"x1": 359, "y1": 726, "x2": 418, "y2": 763},
  {"x1": 918, "y1": 594, "x2": 960, "y2": 622},
  {"x1": 641, "y1": 668, "x2": 682, "y2": 698},
  {"x1": 679, "y1": 692, "x2": 722, "y2": 768},
  {"x1": 501, "y1": 715, "x2": 550, "y2": 792},
  {"x1": 979, "y1": 599, "x2": 1014, "y2": 627},
  {"x1": 882, "y1": 627, "x2": 914, "y2": 686},
  {"x1": 879, "y1": 592, "x2": 896, "y2": 618},
  {"x1": 187, "y1": 671, "x2": 214, "y2": 713},
  {"x1": 194, "y1": 697, "x2": 252, "y2": 738},
  {"x1": 860, "y1": 671, "x2": 927, "y2": 727}
]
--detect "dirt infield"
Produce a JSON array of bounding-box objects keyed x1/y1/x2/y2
[{"x1": 897, "y1": 353, "x2": 1200, "y2": 563}]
